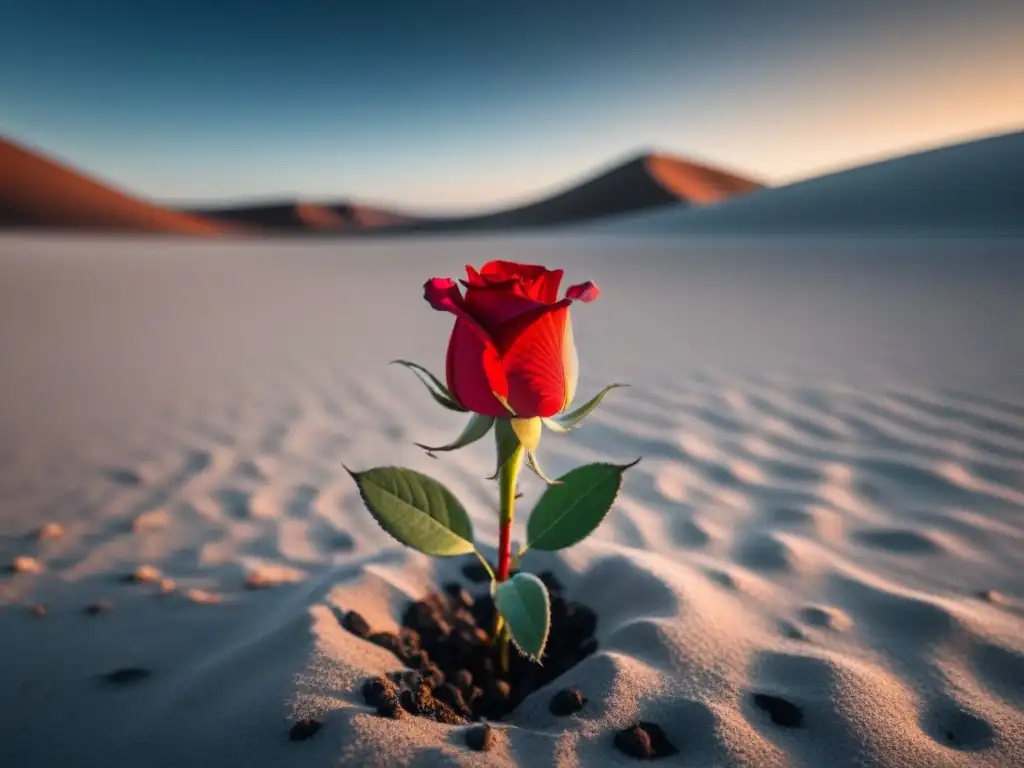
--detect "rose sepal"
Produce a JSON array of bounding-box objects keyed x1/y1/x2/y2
[
  {"x1": 543, "y1": 383, "x2": 628, "y2": 433},
  {"x1": 390, "y1": 359, "x2": 466, "y2": 412},
  {"x1": 415, "y1": 413, "x2": 495, "y2": 455},
  {"x1": 526, "y1": 448, "x2": 560, "y2": 486}
]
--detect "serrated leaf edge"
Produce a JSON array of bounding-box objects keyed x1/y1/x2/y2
[{"x1": 525, "y1": 458, "x2": 641, "y2": 552}]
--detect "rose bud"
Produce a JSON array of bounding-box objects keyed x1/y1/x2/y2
[{"x1": 424, "y1": 260, "x2": 599, "y2": 420}]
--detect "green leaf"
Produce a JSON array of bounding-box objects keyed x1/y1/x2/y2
[
  {"x1": 415, "y1": 413, "x2": 494, "y2": 454},
  {"x1": 526, "y1": 460, "x2": 640, "y2": 551},
  {"x1": 489, "y1": 419, "x2": 523, "y2": 480},
  {"x1": 345, "y1": 466, "x2": 474, "y2": 556},
  {"x1": 492, "y1": 572, "x2": 550, "y2": 662},
  {"x1": 545, "y1": 384, "x2": 628, "y2": 433},
  {"x1": 390, "y1": 360, "x2": 466, "y2": 412}
]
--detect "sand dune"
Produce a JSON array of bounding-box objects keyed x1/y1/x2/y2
[
  {"x1": 185, "y1": 153, "x2": 760, "y2": 234},
  {"x1": 2, "y1": 136, "x2": 759, "y2": 235},
  {"x1": 399, "y1": 153, "x2": 762, "y2": 232},
  {"x1": 187, "y1": 201, "x2": 420, "y2": 233},
  {"x1": 1, "y1": 235, "x2": 1022, "y2": 766},
  {"x1": 588, "y1": 130, "x2": 1024, "y2": 234},
  {"x1": 0, "y1": 137, "x2": 229, "y2": 235}
]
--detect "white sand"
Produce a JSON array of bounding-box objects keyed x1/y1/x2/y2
[{"x1": 1, "y1": 234, "x2": 1023, "y2": 766}]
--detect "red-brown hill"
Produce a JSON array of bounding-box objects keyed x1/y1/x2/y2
[
  {"x1": 0, "y1": 137, "x2": 228, "y2": 234},
  {"x1": 396, "y1": 152, "x2": 762, "y2": 232}
]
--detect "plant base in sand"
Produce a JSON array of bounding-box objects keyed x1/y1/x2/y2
[{"x1": 346, "y1": 570, "x2": 598, "y2": 723}]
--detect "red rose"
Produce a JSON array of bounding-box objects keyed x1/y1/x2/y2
[{"x1": 424, "y1": 260, "x2": 599, "y2": 419}]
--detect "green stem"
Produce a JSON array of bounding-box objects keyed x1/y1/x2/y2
[{"x1": 494, "y1": 436, "x2": 524, "y2": 676}]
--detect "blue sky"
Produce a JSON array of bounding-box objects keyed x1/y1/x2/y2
[{"x1": 2, "y1": 0, "x2": 1022, "y2": 212}]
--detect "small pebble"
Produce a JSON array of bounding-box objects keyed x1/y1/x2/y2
[
  {"x1": 369, "y1": 631, "x2": 401, "y2": 655},
  {"x1": 342, "y1": 610, "x2": 371, "y2": 638},
  {"x1": 185, "y1": 589, "x2": 222, "y2": 605},
  {"x1": 125, "y1": 565, "x2": 162, "y2": 584},
  {"x1": 615, "y1": 724, "x2": 652, "y2": 759},
  {"x1": 102, "y1": 668, "x2": 151, "y2": 685},
  {"x1": 419, "y1": 662, "x2": 445, "y2": 689},
  {"x1": 614, "y1": 722, "x2": 679, "y2": 760},
  {"x1": 752, "y1": 694, "x2": 804, "y2": 728},
  {"x1": 11, "y1": 556, "x2": 43, "y2": 574},
  {"x1": 245, "y1": 572, "x2": 272, "y2": 590},
  {"x1": 975, "y1": 589, "x2": 1010, "y2": 606},
  {"x1": 465, "y1": 723, "x2": 494, "y2": 752},
  {"x1": 424, "y1": 698, "x2": 466, "y2": 725},
  {"x1": 158, "y1": 578, "x2": 176, "y2": 594},
  {"x1": 84, "y1": 600, "x2": 113, "y2": 616},
  {"x1": 362, "y1": 676, "x2": 397, "y2": 709},
  {"x1": 244, "y1": 565, "x2": 303, "y2": 590},
  {"x1": 38, "y1": 522, "x2": 64, "y2": 541},
  {"x1": 288, "y1": 718, "x2": 321, "y2": 742},
  {"x1": 454, "y1": 669, "x2": 473, "y2": 692},
  {"x1": 29, "y1": 603, "x2": 47, "y2": 617},
  {"x1": 433, "y1": 683, "x2": 469, "y2": 717},
  {"x1": 376, "y1": 697, "x2": 405, "y2": 719},
  {"x1": 400, "y1": 687, "x2": 427, "y2": 716},
  {"x1": 132, "y1": 509, "x2": 169, "y2": 532},
  {"x1": 779, "y1": 620, "x2": 807, "y2": 641},
  {"x1": 549, "y1": 686, "x2": 587, "y2": 716},
  {"x1": 405, "y1": 649, "x2": 430, "y2": 670},
  {"x1": 395, "y1": 670, "x2": 423, "y2": 689}
]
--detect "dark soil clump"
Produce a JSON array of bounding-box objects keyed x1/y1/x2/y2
[
  {"x1": 341, "y1": 610, "x2": 371, "y2": 638},
  {"x1": 752, "y1": 693, "x2": 804, "y2": 728},
  {"x1": 288, "y1": 718, "x2": 321, "y2": 741},
  {"x1": 354, "y1": 567, "x2": 598, "y2": 724},
  {"x1": 614, "y1": 722, "x2": 679, "y2": 759},
  {"x1": 465, "y1": 723, "x2": 495, "y2": 751},
  {"x1": 549, "y1": 686, "x2": 587, "y2": 715},
  {"x1": 84, "y1": 600, "x2": 113, "y2": 616}
]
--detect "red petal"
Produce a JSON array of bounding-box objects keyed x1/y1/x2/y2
[
  {"x1": 498, "y1": 304, "x2": 574, "y2": 418},
  {"x1": 463, "y1": 287, "x2": 545, "y2": 333},
  {"x1": 424, "y1": 277, "x2": 508, "y2": 414},
  {"x1": 565, "y1": 281, "x2": 599, "y2": 302},
  {"x1": 446, "y1": 319, "x2": 509, "y2": 416},
  {"x1": 480, "y1": 261, "x2": 547, "y2": 283},
  {"x1": 480, "y1": 261, "x2": 564, "y2": 303},
  {"x1": 530, "y1": 269, "x2": 564, "y2": 303},
  {"x1": 423, "y1": 277, "x2": 492, "y2": 341},
  {"x1": 424, "y1": 277, "x2": 463, "y2": 311},
  {"x1": 463, "y1": 265, "x2": 486, "y2": 287}
]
